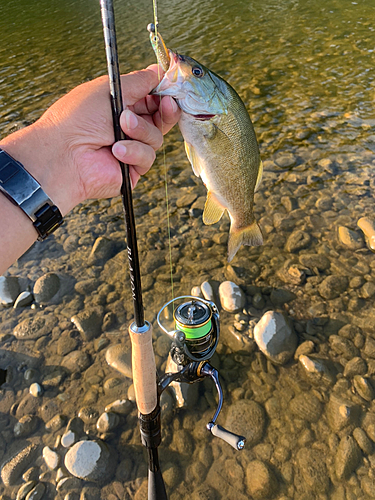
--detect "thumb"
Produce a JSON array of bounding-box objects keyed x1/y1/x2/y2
[{"x1": 121, "y1": 67, "x2": 160, "y2": 106}]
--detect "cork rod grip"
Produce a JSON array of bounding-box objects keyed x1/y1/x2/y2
[{"x1": 129, "y1": 322, "x2": 158, "y2": 415}]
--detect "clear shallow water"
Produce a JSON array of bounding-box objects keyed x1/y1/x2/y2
[{"x1": 1, "y1": 0, "x2": 375, "y2": 499}]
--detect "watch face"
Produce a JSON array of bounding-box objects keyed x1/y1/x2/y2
[{"x1": 0, "y1": 158, "x2": 18, "y2": 184}]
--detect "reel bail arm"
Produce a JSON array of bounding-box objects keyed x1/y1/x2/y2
[{"x1": 199, "y1": 363, "x2": 246, "y2": 451}]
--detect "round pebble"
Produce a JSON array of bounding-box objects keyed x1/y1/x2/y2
[{"x1": 29, "y1": 383, "x2": 43, "y2": 398}]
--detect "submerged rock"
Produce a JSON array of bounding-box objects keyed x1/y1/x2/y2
[
  {"x1": 289, "y1": 392, "x2": 323, "y2": 423},
  {"x1": 165, "y1": 354, "x2": 199, "y2": 408},
  {"x1": 352, "y1": 375, "x2": 374, "y2": 401},
  {"x1": 246, "y1": 460, "x2": 278, "y2": 499},
  {"x1": 225, "y1": 400, "x2": 265, "y2": 448},
  {"x1": 201, "y1": 281, "x2": 216, "y2": 302},
  {"x1": 33, "y1": 272, "x2": 60, "y2": 304},
  {"x1": 335, "y1": 435, "x2": 361, "y2": 480},
  {"x1": 326, "y1": 394, "x2": 360, "y2": 432},
  {"x1": 14, "y1": 316, "x2": 55, "y2": 340},
  {"x1": 353, "y1": 427, "x2": 373, "y2": 455},
  {"x1": 105, "y1": 344, "x2": 132, "y2": 379},
  {"x1": 61, "y1": 351, "x2": 91, "y2": 373},
  {"x1": 14, "y1": 415, "x2": 39, "y2": 438},
  {"x1": 13, "y1": 291, "x2": 33, "y2": 308},
  {"x1": 285, "y1": 230, "x2": 311, "y2": 253},
  {"x1": 253, "y1": 311, "x2": 297, "y2": 365},
  {"x1": 104, "y1": 399, "x2": 132, "y2": 416},
  {"x1": 29, "y1": 383, "x2": 43, "y2": 398},
  {"x1": 357, "y1": 217, "x2": 375, "y2": 252},
  {"x1": 16, "y1": 481, "x2": 37, "y2": 500},
  {"x1": 0, "y1": 276, "x2": 20, "y2": 307},
  {"x1": 1, "y1": 442, "x2": 39, "y2": 486},
  {"x1": 343, "y1": 357, "x2": 367, "y2": 378},
  {"x1": 296, "y1": 447, "x2": 330, "y2": 493},
  {"x1": 71, "y1": 308, "x2": 103, "y2": 341},
  {"x1": 338, "y1": 226, "x2": 364, "y2": 250},
  {"x1": 96, "y1": 412, "x2": 120, "y2": 433},
  {"x1": 318, "y1": 276, "x2": 348, "y2": 300},
  {"x1": 43, "y1": 446, "x2": 60, "y2": 470}
]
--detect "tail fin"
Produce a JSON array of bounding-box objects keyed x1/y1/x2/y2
[{"x1": 227, "y1": 221, "x2": 263, "y2": 262}]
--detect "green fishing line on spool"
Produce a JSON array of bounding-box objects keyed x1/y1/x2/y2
[{"x1": 174, "y1": 301, "x2": 213, "y2": 339}]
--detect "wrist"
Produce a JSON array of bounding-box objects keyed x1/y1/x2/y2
[{"x1": 0, "y1": 120, "x2": 78, "y2": 217}]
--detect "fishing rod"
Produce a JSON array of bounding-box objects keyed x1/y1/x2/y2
[
  {"x1": 99, "y1": 2, "x2": 167, "y2": 499},
  {"x1": 100, "y1": 3, "x2": 247, "y2": 498}
]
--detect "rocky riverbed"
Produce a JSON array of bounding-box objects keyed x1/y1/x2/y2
[{"x1": 2, "y1": 141, "x2": 375, "y2": 499}]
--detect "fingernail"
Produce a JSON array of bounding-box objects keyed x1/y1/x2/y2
[
  {"x1": 124, "y1": 110, "x2": 138, "y2": 130},
  {"x1": 113, "y1": 143, "x2": 127, "y2": 158},
  {"x1": 168, "y1": 96, "x2": 178, "y2": 113}
]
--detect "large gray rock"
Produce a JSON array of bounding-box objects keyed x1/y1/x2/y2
[
  {"x1": 64, "y1": 440, "x2": 117, "y2": 483},
  {"x1": 254, "y1": 311, "x2": 297, "y2": 365}
]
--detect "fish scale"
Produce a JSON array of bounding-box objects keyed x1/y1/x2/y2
[{"x1": 150, "y1": 26, "x2": 263, "y2": 261}]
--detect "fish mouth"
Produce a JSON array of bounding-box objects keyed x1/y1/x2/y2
[{"x1": 193, "y1": 114, "x2": 216, "y2": 121}]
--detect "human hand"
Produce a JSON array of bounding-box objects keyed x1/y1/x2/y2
[{"x1": 0, "y1": 65, "x2": 180, "y2": 216}]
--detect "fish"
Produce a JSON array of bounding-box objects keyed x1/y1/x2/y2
[{"x1": 148, "y1": 24, "x2": 263, "y2": 262}]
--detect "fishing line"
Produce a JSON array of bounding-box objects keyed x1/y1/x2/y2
[{"x1": 152, "y1": 0, "x2": 175, "y2": 302}]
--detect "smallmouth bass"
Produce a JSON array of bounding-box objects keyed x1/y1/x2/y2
[{"x1": 148, "y1": 24, "x2": 263, "y2": 262}]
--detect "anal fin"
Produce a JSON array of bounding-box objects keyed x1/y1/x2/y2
[{"x1": 203, "y1": 191, "x2": 225, "y2": 225}]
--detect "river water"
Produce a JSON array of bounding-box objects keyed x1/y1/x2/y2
[{"x1": 1, "y1": 0, "x2": 375, "y2": 499}]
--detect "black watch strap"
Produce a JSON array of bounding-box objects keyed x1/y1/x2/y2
[{"x1": 0, "y1": 149, "x2": 63, "y2": 240}]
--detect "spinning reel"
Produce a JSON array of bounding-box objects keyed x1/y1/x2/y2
[{"x1": 157, "y1": 296, "x2": 246, "y2": 451}]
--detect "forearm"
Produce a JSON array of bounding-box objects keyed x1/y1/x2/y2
[{"x1": 0, "y1": 122, "x2": 73, "y2": 275}]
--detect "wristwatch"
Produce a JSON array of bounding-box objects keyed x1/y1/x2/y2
[{"x1": 0, "y1": 149, "x2": 63, "y2": 240}]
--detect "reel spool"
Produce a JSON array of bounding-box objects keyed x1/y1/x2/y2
[{"x1": 157, "y1": 296, "x2": 220, "y2": 365}]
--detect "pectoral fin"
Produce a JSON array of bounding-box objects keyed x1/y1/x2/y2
[
  {"x1": 254, "y1": 160, "x2": 263, "y2": 193},
  {"x1": 227, "y1": 221, "x2": 263, "y2": 262},
  {"x1": 184, "y1": 141, "x2": 202, "y2": 178},
  {"x1": 203, "y1": 191, "x2": 225, "y2": 225}
]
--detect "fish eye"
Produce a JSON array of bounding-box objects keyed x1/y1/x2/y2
[{"x1": 192, "y1": 66, "x2": 204, "y2": 78}]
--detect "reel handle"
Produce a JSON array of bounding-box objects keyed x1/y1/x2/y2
[{"x1": 207, "y1": 423, "x2": 246, "y2": 451}]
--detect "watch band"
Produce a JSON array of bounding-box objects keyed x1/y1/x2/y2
[{"x1": 0, "y1": 149, "x2": 63, "y2": 240}]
